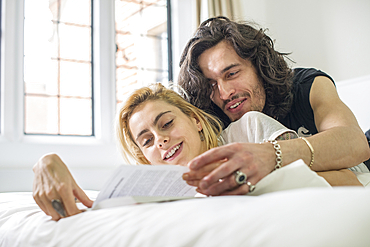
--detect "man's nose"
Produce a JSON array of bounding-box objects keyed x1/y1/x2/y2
[{"x1": 217, "y1": 80, "x2": 235, "y2": 100}]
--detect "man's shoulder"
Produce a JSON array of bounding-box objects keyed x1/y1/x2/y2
[{"x1": 292, "y1": 68, "x2": 335, "y2": 86}]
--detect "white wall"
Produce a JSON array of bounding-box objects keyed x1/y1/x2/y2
[
  {"x1": 235, "y1": 0, "x2": 370, "y2": 132},
  {"x1": 237, "y1": 0, "x2": 370, "y2": 82},
  {"x1": 336, "y1": 75, "x2": 370, "y2": 132}
]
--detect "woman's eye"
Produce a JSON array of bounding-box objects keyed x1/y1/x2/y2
[
  {"x1": 143, "y1": 137, "x2": 153, "y2": 147},
  {"x1": 163, "y1": 119, "x2": 173, "y2": 128}
]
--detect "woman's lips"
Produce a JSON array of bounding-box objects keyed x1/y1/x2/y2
[{"x1": 163, "y1": 142, "x2": 183, "y2": 161}]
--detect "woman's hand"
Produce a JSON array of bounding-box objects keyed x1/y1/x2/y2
[
  {"x1": 183, "y1": 142, "x2": 276, "y2": 196},
  {"x1": 32, "y1": 154, "x2": 93, "y2": 221}
]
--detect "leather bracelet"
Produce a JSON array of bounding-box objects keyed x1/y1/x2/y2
[
  {"x1": 267, "y1": 139, "x2": 282, "y2": 170},
  {"x1": 300, "y1": 137, "x2": 314, "y2": 168}
]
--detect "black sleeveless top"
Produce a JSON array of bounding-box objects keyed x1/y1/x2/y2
[{"x1": 279, "y1": 68, "x2": 334, "y2": 136}]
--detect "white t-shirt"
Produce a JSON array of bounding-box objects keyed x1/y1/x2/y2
[{"x1": 220, "y1": 111, "x2": 298, "y2": 145}]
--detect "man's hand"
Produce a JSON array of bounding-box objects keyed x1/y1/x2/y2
[
  {"x1": 183, "y1": 142, "x2": 276, "y2": 196},
  {"x1": 32, "y1": 154, "x2": 93, "y2": 221}
]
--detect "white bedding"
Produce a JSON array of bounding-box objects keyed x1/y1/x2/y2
[{"x1": 1, "y1": 186, "x2": 370, "y2": 247}]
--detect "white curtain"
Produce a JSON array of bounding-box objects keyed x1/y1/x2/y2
[{"x1": 196, "y1": 0, "x2": 242, "y2": 27}]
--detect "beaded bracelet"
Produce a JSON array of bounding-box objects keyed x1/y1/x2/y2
[
  {"x1": 267, "y1": 139, "x2": 282, "y2": 170},
  {"x1": 300, "y1": 137, "x2": 314, "y2": 168}
]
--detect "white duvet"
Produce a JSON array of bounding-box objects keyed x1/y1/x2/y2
[{"x1": 1, "y1": 160, "x2": 370, "y2": 247}]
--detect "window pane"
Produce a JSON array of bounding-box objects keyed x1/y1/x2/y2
[
  {"x1": 116, "y1": 67, "x2": 138, "y2": 102},
  {"x1": 140, "y1": 32, "x2": 168, "y2": 75},
  {"x1": 115, "y1": 0, "x2": 170, "y2": 103},
  {"x1": 24, "y1": 0, "x2": 93, "y2": 136},
  {"x1": 24, "y1": 96, "x2": 59, "y2": 134},
  {"x1": 24, "y1": 56, "x2": 59, "y2": 96},
  {"x1": 58, "y1": 0, "x2": 91, "y2": 25},
  {"x1": 59, "y1": 23, "x2": 91, "y2": 61},
  {"x1": 60, "y1": 98, "x2": 92, "y2": 135},
  {"x1": 60, "y1": 61, "x2": 91, "y2": 97}
]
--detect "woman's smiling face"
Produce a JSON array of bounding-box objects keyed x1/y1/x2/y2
[{"x1": 129, "y1": 100, "x2": 207, "y2": 166}]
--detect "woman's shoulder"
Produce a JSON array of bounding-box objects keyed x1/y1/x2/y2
[{"x1": 221, "y1": 111, "x2": 294, "y2": 144}]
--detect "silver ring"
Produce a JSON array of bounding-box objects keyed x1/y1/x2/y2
[
  {"x1": 234, "y1": 170, "x2": 247, "y2": 185},
  {"x1": 246, "y1": 181, "x2": 256, "y2": 193},
  {"x1": 51, "y1": 199, "x2": 66, "y2": 217}
]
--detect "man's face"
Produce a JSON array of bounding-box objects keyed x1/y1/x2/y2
[{"x1": 198, "y1": 41, "x2": 266, "y2": 122}]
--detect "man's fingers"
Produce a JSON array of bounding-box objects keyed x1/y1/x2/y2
[
  {"x1": 188, "y1": 147, "x2": 229, "y2": 170},
  {"x1": 200, "y1": 175, "x2": 238, "y2": 196},
  {"x1": 185, "y1": 179, "x2": 200, "y2": 187},
  {"x1": 219, "y1": 184, "x2": 250, "y2": 196},
  {"x1": 184, "y1": 160, "x2": 225, "y2": 183},
  {"x1": 198, "y1": 160, "x2": 239, "y2": 190}
]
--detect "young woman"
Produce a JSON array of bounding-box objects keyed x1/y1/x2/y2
[{"x1": 115, "y1": 83, "x2": 299, "y2": 195}]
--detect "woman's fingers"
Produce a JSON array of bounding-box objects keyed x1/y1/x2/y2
[
  {"x1": 58, "y1": 184, "x2": 82, "y2": 217},
  {"x1": 73, "y1": 186, "x2": 94, "y2": 208},
  {"x1": 32, "y1": 153, "x2": 87, "y2": 220},
  {"x1": 62, "y1": 183, "x2": 93, "y2": 216}
]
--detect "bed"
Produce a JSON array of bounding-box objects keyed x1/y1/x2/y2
[{"x1": 1, "y1": 160, "x2": 370, "y2": 247}]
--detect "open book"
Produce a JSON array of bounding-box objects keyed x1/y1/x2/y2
[{"x1": 92, "y1": 164, "x2": 198, "y2": 210}]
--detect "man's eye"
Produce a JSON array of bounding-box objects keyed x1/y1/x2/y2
[
  {"x1": 163, "y1": 119, "x2": 173, "y2": 128},
  {"x1": 210, "y1": 81, "x2": 217, "y2": 88},
  {"x1": 228, "y1": 71, "x2": 238, "y2": 78}
]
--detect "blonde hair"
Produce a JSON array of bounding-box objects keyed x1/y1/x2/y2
[{"x1": 115, "y1": 83, "x2": 222, "y2": 164}]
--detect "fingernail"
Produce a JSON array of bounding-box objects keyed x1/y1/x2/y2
[
  {"x1": 187, "y1": 180, "x2": 194, "y2": 186},
  {"x1": 182, "y1": 174, "x2": 189, "y2": 180}
]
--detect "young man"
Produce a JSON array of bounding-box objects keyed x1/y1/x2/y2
[{"x1": 179, "y1": 17, "x2": 370, "y2": 196}]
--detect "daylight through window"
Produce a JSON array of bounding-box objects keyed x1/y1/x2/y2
[
  {"x1": 23, "y1": 0, "x2": 93, "y2": 136},
  {"x1": 115, "y1": 0, "x2": 170, "y2": 104}
]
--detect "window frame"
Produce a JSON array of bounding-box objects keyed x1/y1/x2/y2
[
  {"x1": 0, "y1": 0, "x2": 121, "y2": 168},
  {"x1": 0, "y1": 0, "x2": 196, "y2": 169}
]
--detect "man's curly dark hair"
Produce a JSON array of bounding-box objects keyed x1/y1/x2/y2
[{"x1": 178, "y1": 16, "x2": 294, "y2": 122}]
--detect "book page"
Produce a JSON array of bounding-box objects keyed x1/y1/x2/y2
[{"x1": 92, "y1": 164, "x2": 197, "y2": 208}]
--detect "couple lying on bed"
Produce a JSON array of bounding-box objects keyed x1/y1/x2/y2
[{"x1": 32, "y1": 83, "x2": 364, "y2": 221}]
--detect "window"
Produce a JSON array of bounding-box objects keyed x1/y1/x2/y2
[
  {"x1": 23, "y1": 0, "x2": 93, "y2": 136},
  {"x1": 0, "y1": 0, "x2": 193, "y2": 172},
  {"x1": 115, "y1": 0, "x2": 172, "y2": 104}
]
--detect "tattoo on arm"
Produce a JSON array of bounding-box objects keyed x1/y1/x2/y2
[{"x1": 276, "y1": 132, "x2": 298, "y2": 141}]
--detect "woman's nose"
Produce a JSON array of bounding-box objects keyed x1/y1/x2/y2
[{"x1": 158, "y1": 138, "x2": 168, "y2": 148}]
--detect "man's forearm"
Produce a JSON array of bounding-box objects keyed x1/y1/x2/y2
[
  {"x1": 317, "y1": 169, "x2": 363, "y2": 186},
  {"x1": 279, "y1": 126, "x2": 370, "y2": 171}
]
